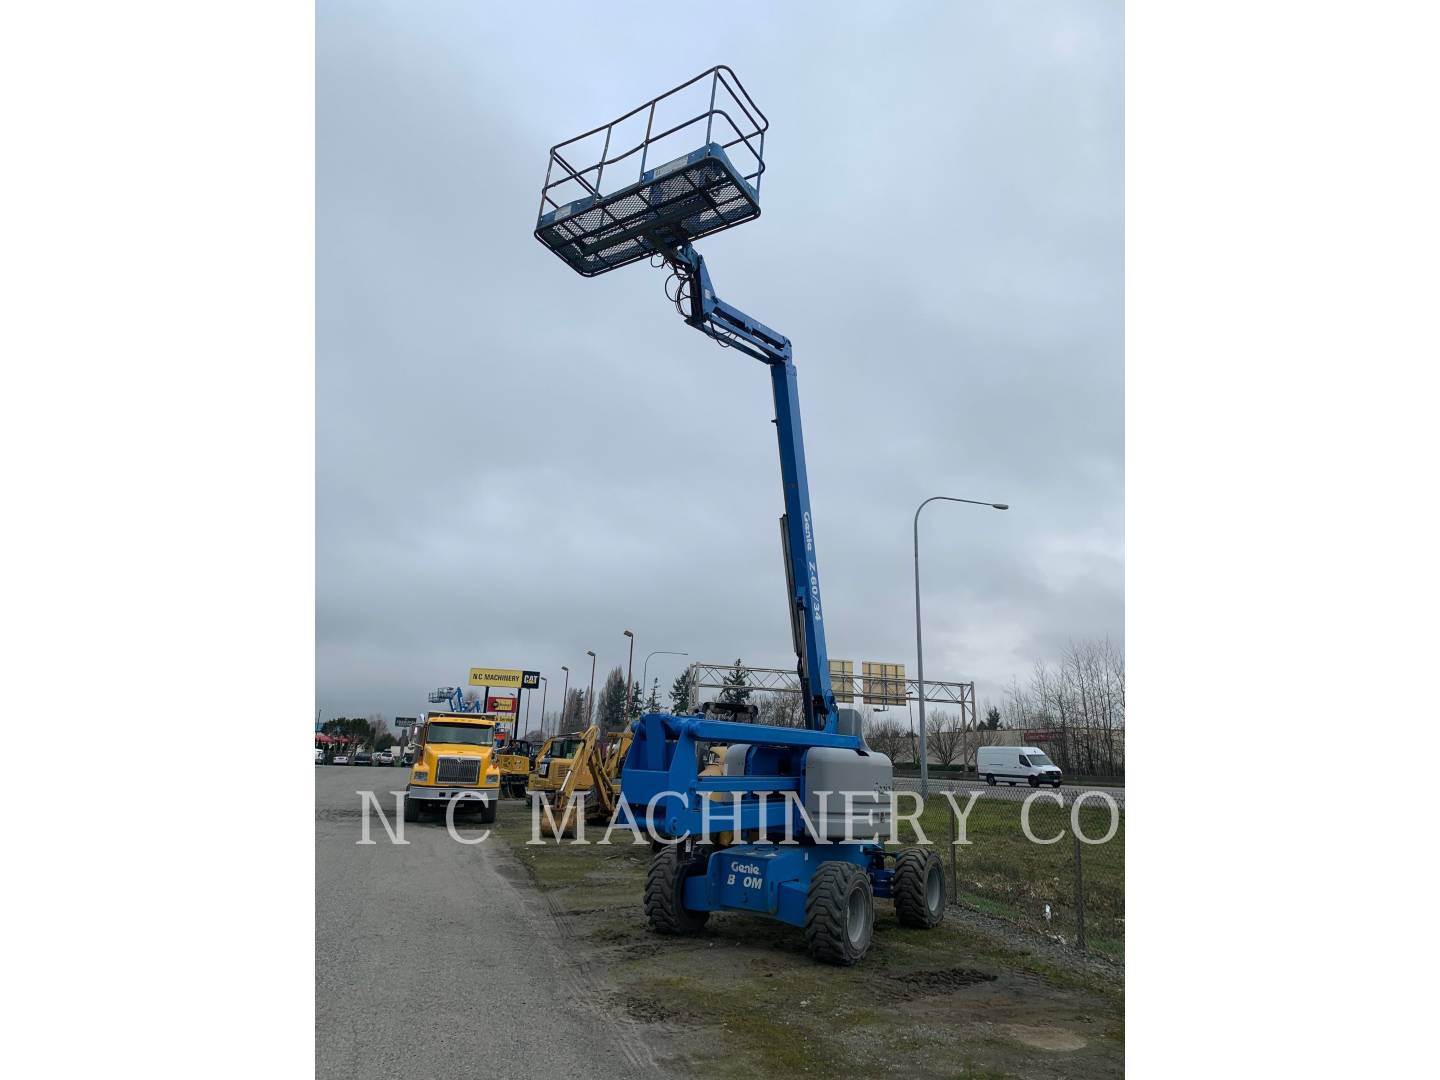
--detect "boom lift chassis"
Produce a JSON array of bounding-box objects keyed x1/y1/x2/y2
[{"x1": 534, "y1": 66, "x2": 944, "y2": 964}]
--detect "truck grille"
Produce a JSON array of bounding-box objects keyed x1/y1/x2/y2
[{"x1": 435, "y1": 757, "x2": 481, "y2": 785}]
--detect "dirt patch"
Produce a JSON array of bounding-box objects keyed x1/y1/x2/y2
[
  {"x1": 884, "y1": 966, "x2": 998, "y2": 999},
  {"x1": 1003, "y1": 1024, "x2": 1089, "y2": 1052},
  {"x1": 623, "y1": 995, "x2": 687, "y2": 1025}
]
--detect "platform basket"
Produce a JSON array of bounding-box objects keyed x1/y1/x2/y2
[{"x1": 534, "y1": 66, "x2": 768, "y2": 277}]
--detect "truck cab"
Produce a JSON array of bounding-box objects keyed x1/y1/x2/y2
[{"x1": 403, "y1": 712, "x2": 501, "y2": 822}]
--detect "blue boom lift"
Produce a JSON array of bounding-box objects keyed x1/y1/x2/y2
[
  {"x1": 534, "y1": 67, "x2": 945, "y2": 965},
  {"x1": 427, "y1": 687, "x2": 485, "y2": 714}
]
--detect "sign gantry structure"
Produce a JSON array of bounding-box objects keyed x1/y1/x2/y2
[{"x1": 684, "y1": 661, "x2": 976, "y2": 729}]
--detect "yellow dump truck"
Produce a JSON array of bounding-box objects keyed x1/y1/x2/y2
[{"x1": 403, "y1": 712, "x2": 501, "y2": 823}]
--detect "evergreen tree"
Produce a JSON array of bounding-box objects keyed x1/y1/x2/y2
[
  {"x1": 719, "y1": 658, "x2": 751, "y2": 704},
  {"x1": 644, "y1": 678, "x2": 661, "y2": 712},
  {"x1": 985, "y1": 705, "x2": 1002, "y2": 730},
  {"x1": 561, "y1": 688, "x2": 586, "y2": 731},
  {"x1": 627, "y1": 680, "x2": 644, "y2": 720},
  {"x1": 669, "y1": 671, "x2": 694, "y2": 713},
  {"x1": 597, "y1": 666, "x2": 627, "y2": 732}
]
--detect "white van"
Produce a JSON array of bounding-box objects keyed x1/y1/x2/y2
[{"x1": 977, "y1": 746, "x2": 1063, "y2": 788}]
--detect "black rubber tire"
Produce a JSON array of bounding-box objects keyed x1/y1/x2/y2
[
  {"x1": 403, "y1": 795, "x2": 420, "y2": 823},
  {"x1": 478, "y1": 798, "x2": 497, "y2": 824},
  {"x1": 644, "y1": 845, "x2": 709, "y2": 935},
  {"x1": 1052, "y1": 780, "x2": 1063, "y2": 789},
  {"x1": 892, "y1": 848, "x2": 946, "y2": 929},
  {"x1": 1028, "y1": 776, "x2": 1040, "y2": 788},
  {"x1": 985, "y1": 775, "x2": 996, "y2": 786},
  {"x1": 804, "y1": 861, "x2": 874, "y2": 966}
]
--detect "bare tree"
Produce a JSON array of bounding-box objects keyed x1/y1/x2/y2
[
  {"x1": 925, "y1": 710, "x2": 964, "y2": 766},
  {"x1": 1002, "y1": 639, "x2": 1126, "y2": 777},
  {"x1": 756, "y1": 694, "x2": 803, "y2": 728},
  {"x1": 864, "y1": 715, "x2": 909, "y2": 761}
]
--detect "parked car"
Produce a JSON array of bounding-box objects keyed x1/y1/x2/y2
[
  {"x1": 315, "y1": 747, "x2": 324, "y2": 764},
  {"x1": 375, "y1": 750, "x2": 394, "y2": 766},
  {"x1": 353, "y1": 750, "x2": 373, "y2": 766},
  {"x1": 332, "y1": 753, "x2": 351, "y2": 766},
  {"x1": 977, "y1": 745, "x2": 1063, "y2": 788}
]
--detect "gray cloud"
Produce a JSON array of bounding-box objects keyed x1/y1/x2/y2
[{"x1": 318, "y1": 0, "x2": 1123, "y2": 723}]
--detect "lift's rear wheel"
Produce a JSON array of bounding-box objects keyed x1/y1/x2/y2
[
  {"x1": 805, "y1": 861, "x2": 874, "y2": 966},
  {"x1": 893, "y1": 848, "x2": 946, "y2": 928},
  {"x1": 644, "y1": 845, "x2": 709, "y2": 935}
]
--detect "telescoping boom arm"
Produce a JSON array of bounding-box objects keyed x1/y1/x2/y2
[{"x1": 660, "y1": 241, "x2": 837, "y2": 733}]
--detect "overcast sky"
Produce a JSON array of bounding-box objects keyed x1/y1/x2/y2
[{"x1": 317, "y1": 0, "x2": 1123, "y2": 728}]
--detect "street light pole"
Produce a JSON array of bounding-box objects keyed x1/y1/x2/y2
[
  {"x1": 623, "y1": 630, "x2": 635, "y2": 727},
  {"x1": 586, "y1": 650, "x2": 597, "y2": 727},
  {"x1": 642, "y1": 650, "x2": 689, "y2": 709},
  {"x1": 538, "y1": 676, "x2": 548, "y2": 740},
  {"x1": 559, "y1": 666, "x2": 570, "y2": 734},
  {"x1": 914, "y1": 495, "x2": 1009, "y2": 799}
]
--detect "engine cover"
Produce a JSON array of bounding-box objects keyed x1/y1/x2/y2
[{"x1": 804, "y1": 747, "x2": 893, "y2": 841}]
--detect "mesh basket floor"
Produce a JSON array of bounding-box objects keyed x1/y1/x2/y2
[{"x1": 535, "y1": 144, "x2": 759, "y2": 277}]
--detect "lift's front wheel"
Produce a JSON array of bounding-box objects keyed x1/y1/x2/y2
[
  {"x1": 805, "y1": 861, "x2": 874, "y2": 966},
  {"x1": 644, "y1": 846, "x2": 709, "y2": 936},
  {"x1": 893, "y1": 848, "x2": 946, "y2": 928}
]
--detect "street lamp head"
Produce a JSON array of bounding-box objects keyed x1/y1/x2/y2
[
  {"x1": 993, "y1": 503, "x2": 1009, "y2": 510},
  {"x1": 623, "y1": 629, "x2": 633, "y2": 638},
  {"x1": 586, "y1": 650, "x2": 595, "y2": 657},
  {"x1": 561, "y1": 665, "x2": 569, "y2": 672}
]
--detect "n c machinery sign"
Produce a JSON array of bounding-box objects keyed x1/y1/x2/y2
[{"x1": 469, "y1": 667, "x2": 540, "y2": 690}]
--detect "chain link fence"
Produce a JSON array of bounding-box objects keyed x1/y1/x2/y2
[{"x1": 890, "y1": 781, "x2": 1124, "y2": 958}]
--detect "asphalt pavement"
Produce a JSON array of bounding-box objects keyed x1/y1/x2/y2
[
  {"x1": 315, "y1": 764, "x2": 662, "y2": 1080},
  {"x1": 892, "y1": 775, "x2": 1126, "y2": 807}
]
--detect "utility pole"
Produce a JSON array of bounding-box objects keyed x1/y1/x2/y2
[
  {"x1": 623, "y1": 630, "x2": 635, "y2": 725},
  {"x1": 559, "y1": 666, "x2": 570, "y2": 734},
  {"x1": 586, "y1": 651, "x2": 597, "y2": 727},
  {"x1": 914, "y1": 495, "x2": 1008, "y2": 798},
  {"x1": 642, "y1": 650, "x2": 687, "y2": 703}
]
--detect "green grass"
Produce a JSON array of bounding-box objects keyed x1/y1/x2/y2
[
  {"x1": 892, "y1": 794, "x2": 1124, "y2": 958},
  {"x1": 490, "y1": 797, "x2": 1124, "y2": 1079},
  {"x1": 499, "y1": 790, "x2": 1125, "y2": 956}
]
